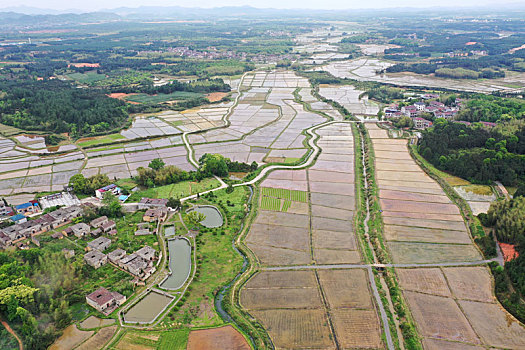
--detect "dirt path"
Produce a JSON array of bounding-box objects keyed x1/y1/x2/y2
[{"x1": 1, "y1": 317, "x2": 24, "y2": 350}]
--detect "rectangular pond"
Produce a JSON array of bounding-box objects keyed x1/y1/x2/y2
[
  {"x1": 160, "y1": 238, "x2": 192, "y2": 290},
  {"x1": 123, "y1": 291, "x2": 173, "y2": 324}
]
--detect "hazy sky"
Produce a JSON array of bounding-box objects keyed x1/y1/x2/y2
[{"x1": 0, "y1": 0, "x2": 520, "y2": 11}]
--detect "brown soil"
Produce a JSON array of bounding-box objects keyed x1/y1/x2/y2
[
  {"x1": 69, "y1": 63, "x2": 100, "y2": 68},
  {"x1": 206, "y1": 92, "x2": 228, "y2": 102},
  {"x1": 186, "y1": 325, "x2": 250, "y2": 350}
]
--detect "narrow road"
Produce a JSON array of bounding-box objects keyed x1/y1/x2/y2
[{"x1": 1, "y1": 316, "x2": 23, "y2": 350}]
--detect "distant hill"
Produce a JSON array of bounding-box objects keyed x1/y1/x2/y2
[{"x1": 0, "y1": 11, "x2": 121, "y2": 30}]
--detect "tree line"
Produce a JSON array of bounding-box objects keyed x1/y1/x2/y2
[{"x1": 419, "y1": 119, "x2": 525, "y2": 186}]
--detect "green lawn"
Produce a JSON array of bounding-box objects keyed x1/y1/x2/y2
[
  {"x1": 125, "y1": 91, "x2": 203, "y2": 104},
  {"x1": 128, "y1": 178, "x2": 221, "y2": 201},
  {"x1": 76, "y1": 133, "x2": 125, "y2": 148},
  {"x1": 67, "y1": 72, "x2": 106, "y2": 84}
]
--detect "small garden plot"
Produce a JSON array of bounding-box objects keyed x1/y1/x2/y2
[
  {"x1": 404, "y1": 292, "x2": 480, "y2": 344},
  {"x1": 250, "y1": 309, "x2": 334, "y2": 349},
  {"x1": 247, "y1": 243, "x2": 311, "y2": 266},
  {"x1": 423, "y1": 338, "x2": 485, "y2": 350},
  {"x1": 241, "y1": 287, "x2": 322, "y2": 310},
  {"x1": 383, "y1": 225, "x2": 472, "y2": 244},
  {"x1": 396, "y1": 268, "x2": 452, "y2": 297},
  {"x1": 310, "y1": 192, "x2": 355, "y2": 211},
  {"x1": 382, "y1": 210, "x2": 463, "y2": 222},
  {"x1": 186, "y1": 326, "x2": 249, "y2": 350},
  {"x1": 247, "y1": 224, "x2": 310, "y2": 251},
  {"x1": 314, "y1": 249, "x2": 361, "y2": 264},
  {"x1": 317, "y1": 269, "x2": 373, "y2": 309},
  {"x1": 331, "y1": 309, "x2": 383, "y2": 349},
  {"x1": 442, "y1": 267, "x2": 494, "y2": 303},
  {"x1": 281, "y1": 200, "x2": 292, "y2": 212},
  {"x1": 49, "y1": 325, "x2": 93, "y2": 350},
  {"x1": 387, "y1": 242, "x2": 482, "y2": 264},
  {"x1": 261, "y1": 187, "x2": 308, "y2": 203},
  {"x1": 245, "y1": 270, "x2": 317, "y2": 289},
  {"x1": 379, "y1": 189, "x2": 451, "y2": 203},
  {"x1": 260, "y1": 196, "x2": 281, "y2": 211},
  {"x1": 382, "y1": 216, "x2": 466, "y2": 231},
  {"x1": 76, "y1": 326, "x2": 117, "y2": 350},
  {"x1": 380, "y1": 199, "x2": 460, "y2": 215}
]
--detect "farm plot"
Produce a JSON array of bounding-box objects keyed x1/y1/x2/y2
[
  {"x1": 318, "y1": 85, "x2": 379, "y2": 116},
  {"x1": 403, "y1": 291, "x2": 480, "y2": 344},
  {"x1": 261, "y1": 187, "x2": 308, "y2": 202},
  {"x1": 398, "y1": 266, "x2": 525, "y2": 348},
  {"x1": 387, "y1": 242, "x2": 481, "y2": 264},
  {"x1": 76, "y1": 326, "x2": 117, "y2": 350},
  {"x1": 242, "y1": 270, "x2": 334, "y2": 348},
  {"x1": 187, "y1": 326, "x2": 250, "y2": 350}
]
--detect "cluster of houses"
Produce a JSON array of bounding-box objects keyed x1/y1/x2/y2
[
  {"x1": 84, "y1": 243, "x2": 157, "y2": 281},
  {"x1": 141, "y1": 46, "x2": 298, "y2": 64},
  {"x1": 0, "y1": 206, "x2": 83, "y2": 248},
  {"x1": 384, "y1": 94, "x2": 463, "y2": 129}
]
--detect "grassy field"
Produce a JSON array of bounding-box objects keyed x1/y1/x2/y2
[
  {"x1": 127, "y1": 178, "x2": 221, "y2": 201},
  {"x1": 158, "y1": 330, "x2": 190, "y2": 349},
  {"x1": 125, "y1": 91, "x2": 204, "y2": 104},
  {"x1": 76, "y1": 133, "x2": 125, "y2": 148},
  {"x1": 461, "y1": 184, "x2": 494, "y2": 196},
  {"x1": 66, "y1": 72, "x2": 106, "y2": 84},
  {"x1": 0, "y1": 123, "x2": 21, "y2": 136}
]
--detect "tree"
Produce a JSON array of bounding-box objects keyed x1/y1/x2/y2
[
  {"x1": 53, "y1": 300, "x2": 71, "y2": 329},
  {"x1": 394, "y1": 116, "x2": 414, "y2": 128},
  {"x1": 514, "y1": 184, "x2": 525, "y2": 199},
  {"x1": 187, "y1": 210, "x2": 206, "y2": 228},
  {"x1": 69, "y1": 174, "x2": 87, "y2": 194},
  {"x1": 167, "y1": 197, "x2": 181, "y2": 209},
  {"x1": 99, "y1": 192, "x2": 122, "y2": 218},
  {"x1": 148, "y1": 158, "x2": 165, "y2": 171}
]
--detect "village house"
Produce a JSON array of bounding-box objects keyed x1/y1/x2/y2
[
  {"x1": 107, "y1": 248, "x2": 126, "y2": 264},
  {"x1": 15, "y1": 200, "x2": 40, "y2": 216},
  {"x1": 118, "y1": 245, "x2": 156, "y2": 280},
  {"x1": 90, "y1": 216, "x2": 108, "y2": 228},
  {"x1": 86, "y1": 287, "x2": 126, "y2": 315},
  {"x1": 414, "y1": 101, "x2": 426, "y2": 111},
  {"x1": 69, "y1": 223, "x2": 90, "y2": 238},
  {"x1": 138, "y1": 198, "x2": 168, "y2": 210},
  {"x1": 101, "y1": 220, "x2": 116, "y2": 233},
  {"x1": 413, "y1": 117, "x2": 433, "y2": 129},
  {"x1": 84, "y1": 250, "x2": 107, "y2": 269},
  {"x1": 10, "y1": 214, "x2": 27, "y2": 224},
  {"x1": 0, "y1": 206, "x2": 82, "y2": 248},
  {"x1": 143, "y1": 208, "x2": 168, "y2": 222},
  {"x1": 0, "y1": 201, "x2": 13, "y2": 217},
  {"x1": 87, "y1": 236, "x2": 112, "y2": 252}
]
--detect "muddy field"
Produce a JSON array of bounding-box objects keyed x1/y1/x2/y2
[
  {"x1": 318, "y1": 269, "x2": 373, "y2": 309},
  {"x1": 331, "y1": 309, "x2": 382, "y2": 348},
  {"x1": 187, "y1": 326, "x2": 250, "y2": 350},
  {"x1": 388, "y1": 242, "x2": 481, "y2": 264},
  {"x1": 76, "y1": 326, "x2": 117, "y2": 350},
  {"x1": 251, "y1": 309, "x2": 335, "y2": 349},
  {"x1": 404, "y1": 291, "x2": 480, "y2": 343}
]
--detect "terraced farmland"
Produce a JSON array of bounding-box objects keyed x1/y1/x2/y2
[{"x1": 242, "y1": 123, "x2": 384, "y2": 349}]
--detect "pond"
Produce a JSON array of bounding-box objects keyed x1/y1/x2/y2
[
  {"x1": 123, "y1": 291, "x2": 173, "y2": 324},
  {"x1": 188, "y1": 205, "x2": 223, "y2": 228},
  {"x1": 160, "y1": 238, "x2": 192, "y2": 290}
]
